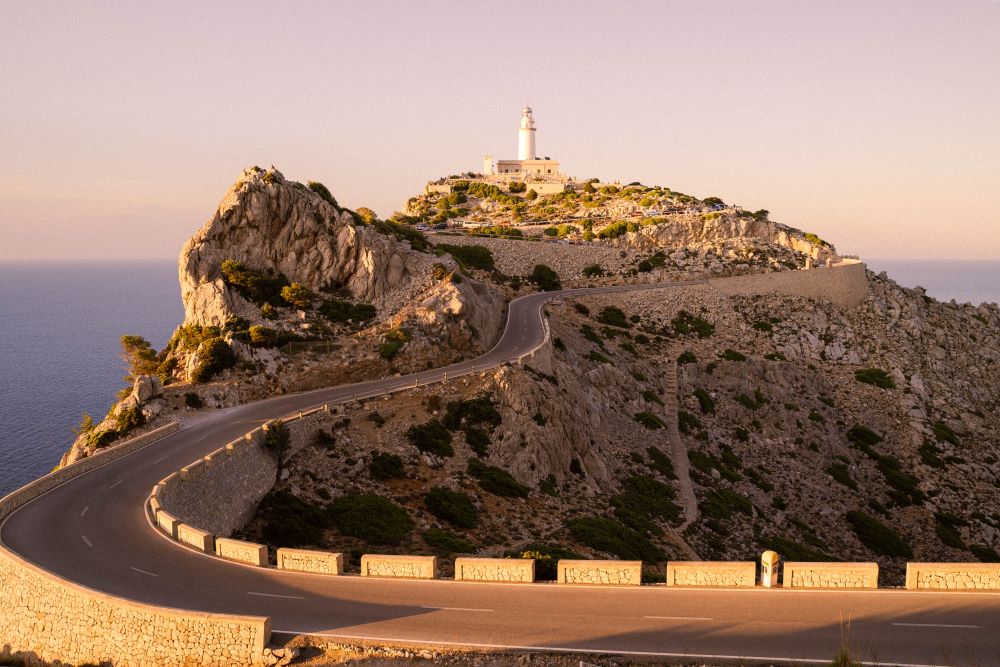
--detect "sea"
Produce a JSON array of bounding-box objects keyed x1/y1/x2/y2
[{"x1": 0, "y1": 258, "x2": 997, "y2": 497}]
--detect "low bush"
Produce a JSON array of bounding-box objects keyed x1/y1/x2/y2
[
  {"x1": 307, "y1": 180, "x2": 340, "y2": 210},
  {"x1": 846, "y1": 510, "x2": 912, "y2": 558},
  {"x1": 220, "y1": 259, "x2": 289, "y2": 305},
  {"x1": 369, "y1": 452, "x2": 406, "y2": 480},
  {"x1": 319, "y1": 299, "x2": 377, "y2": 324},
  {"x1": 634, "y1": 411, "x2": 665, "y2": 430},
  {"x1": 183, "y1": 392, "x2": 203, "y2": 409},
  {"x1": 263, "y1": 420, "x2": 290, "y2": 466},
  {"x1": 328, "y1": 493, "x2": 414, "y2": 545},
  {"x1": 694, "y1": 388, "x2": 715, "y2": 414},
  {"x1": 677, "y1": 350, "x2": 698, "y2": 364},
  {"x1": 505, "y1": 543, "x2": 583, "y2": 581},
  {"x1": 115, "y1": 405, "x2": 145, "y2": 433},
  {"x1": 530, "y1": 264, "x2": 561, "y2": 291},
  {"x1": 701, "y1": 488, "x2": 753, "y2": 521},
  {"x1": 582, "y1": 264, "x2": 605, "y2": 278},
  {"x1": 566, "y1": 516, "x2": 665, "y2": 562},
  {"x1": 720, "y1": 348, "x2": 746, "y2": 362},
  {"x1": 597, "y1": 306, "x2": 630, "y2": 328},
  {"x1": 190, "y1": 338, "x2": 236, "y2": 383},
  {"x1": 826, "y1": 463, "x2": 858, "y2": 490},
  {"x1": 443, "y1": 396, "x2": 502, "y2": 430},
  {"x1": 612, "y1": 475, "x2": 682, "y2": 528},
  {"x1": 258, "y1": 490, "x2": 326, "y2": 547},
  {"x1": 646, "y1": 446, "x2": 677, "y2": 479},
  {"x1": 467, "y1": 459, "x2": 529, "y2": 497},
  {"x1": 854, "y1": 368, "x2": 895, "y2": 389},
  {"x1": 931, "y1": 421, "x2": 959, "y2": 446},
  {"x1": 437, "y1": 244, "x2": 495, "y2": 271},
  {"x1": 405, "y1": 419, "x2": 454, "y2": 457},
  {"x1": 425, "y1": 487, "x2": 478, "y2": 528},
  {"x1": 759, "y1": 535, "x2": 836, "y2": 562},
  {"x1": 846, "y1": 424, "x2": 883, "y2": 454},
  {"x1": 671, "y1": 310, "x2": 714, "y2": 338},
  {"x1": 677, "y1": 410, "x2": 702, "y2": 435},
  {"x1": 970, "y1": 544, "x2": 1000, "y2": 563},
  {"x1": 588, "y1": 350, "x2": 610, "y2": 364},
  {"x1": 422, "y1": 527, "x2": 475, "y2": 554},
  {"x1": 642, "y1": 390, "x2": 664, "y2": 406},
  {"x1": 280, "y1": 283, "x2": 314, "y2": 308}
]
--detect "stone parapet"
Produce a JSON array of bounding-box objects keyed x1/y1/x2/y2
[
  {"x1": 665, "y1": 561, "x2": 756, "y2": 587},
  {"x1": 454, "y1": 557, "x2": 535, "y2": 583},
  {"x1": 215, "y1": 538, "x2": 268, "y2": 567},
  {"x1": 905, "y1": 563, "x2": 1000, "y2": 591},
  {"x1": 710, "y1": 260, "x2": 868, "y2": 309},
  {"x1": 156, "y1": 508, "x2": 181, "y2": 539},
  {"x1": 557, "y1": 560, "x2": 641, "y2": 585},
  {"x1": 276, "y1": 548, "x2": 344, "y2": 575},
  {"x1": 177, "y1": 523, "x2": 214, "y2": 552},
  {"x1": 360, "y1": 554, "x2": 438, "y2": 579},
  {"x1": 783, "y1": 562, "x2": 878, "y2": 589}
]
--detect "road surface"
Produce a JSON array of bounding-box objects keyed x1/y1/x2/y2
[{"x1": 2, "y1": 281, "x2": 997, "y2": 666}]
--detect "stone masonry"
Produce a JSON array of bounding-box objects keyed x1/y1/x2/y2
[
  {"x1": 906, "y1": 563, "x2": 1000, "y2": 590},
  {"x1": 276, "y1": 548, "x2": 344, "y2": 575},
  {"x1": 454, "y1": 558, "x2": 535, "y2": 583},
  {"x1": 361, "y1": 555, "x2": 438, "y2": 579},
  {"x1": 665, "y1": 561, "x2": 756, "y2": 587},
  {"x1": 557, "y1": 560, "x2": 641, "y2": 585},
  {"x1": 783, "y1": 562, "x2": 878, "y2": 589}
]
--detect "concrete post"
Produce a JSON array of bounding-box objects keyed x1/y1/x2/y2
[{"x1": 761, "y1": 550, "x2": 780, "y2": 588}]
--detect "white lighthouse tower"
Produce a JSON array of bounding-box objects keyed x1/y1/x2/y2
[{"x1": 517, "y1": 105, "x2": 536, "y2": 160}]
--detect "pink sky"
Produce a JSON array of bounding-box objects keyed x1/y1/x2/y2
[{"x1": 1, "y1": 0, "x2": 998, "y2": 261}]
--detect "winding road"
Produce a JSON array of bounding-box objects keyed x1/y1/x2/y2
[{"x1": 2, "y1": 281, "x2": 998, "y2": 666}]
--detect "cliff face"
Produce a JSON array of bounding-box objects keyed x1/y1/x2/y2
[{"x1": 180, "y1": 167, "x2": 438, "y2": 327}]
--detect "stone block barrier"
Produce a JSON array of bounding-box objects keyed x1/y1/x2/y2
[
  {"x1": 665, "y1": 561, "x2": 756, "y2": 587},
  {"x1": 361, "y1": 554, "x2": 438, "y2": 579},
  {"x1": 557, "y1": 560, "x2": 641, "y2": 585},
  {"x1": 216, "y1": 538, "x2": 268, "y2": 567},
  {"x1": 783, "y1": 561, "x2": 878, "y2": 589},
  {"x1": 156, "y1": 508, "x2": 181, "y2": 539},
  {"x1": 177, "y1": 523, "x2": 214, "y2": 552},
  {"x1": 276, "y1": 548, "x2": 344, "y2": 575},
  {"x1": 905, "y1": 562, "x2": 1000, "y2": 591},
  {"x1": 454, "y1": 557, "x2": 535, "y2": 583}
]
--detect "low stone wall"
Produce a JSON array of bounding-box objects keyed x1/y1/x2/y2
[
  {"x1": 783, "y1": 562, "x2": 878, "y2": 589},
  {"x1": 0, "y1": 421, "x2": 180, "y2": 523},
  {"x1": 177, "y1": 523, "x2": 214, "y2": 553},
  {"x1": 557, "y1": 560, "x2": 641, "y2": 585},
  {"x1": 216, "y1": 538, "x2": 268, "y2": 567},
  {"x1": 454, "y1": 557, "x2": 535, "y2": 583},
  {"x1": 710, "y1": 260, "x2": 869, "y2": 309},
  {"x1": 905, "y1": 563, "x2": 1000, "y2": 591},
  {"x1": 0, "y1": 422, "x2": 270, "y2": 666},
  {"x1": 156, "y1": 508, "x2": 180, "y2": 538},
  {"x1": 665, "y1": 561, "x2": 756, "y2": 587},
  {"x1": 361, "y1": 554, "x2": 438, "y2": 579},
  {"x1": 276, "y1": 548, "x2": 344, "y2": 575}
]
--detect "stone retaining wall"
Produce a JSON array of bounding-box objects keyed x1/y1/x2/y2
[
  {"x1": 905, "y1": 563, "x2": 1000, "y2": 591},
  {"x1": 783, "y1": 562, "x2": 878, "y2": 589},
  {"x1": 0, "y1": 422, "x2": 270, "y2": 666},
  {"x1": 216, "y1": 538, "x2": 268, "y2": 567},
  {"x1": 454, "y1": 557, "x2": 535, "y2": 583},
  {"x1": 276, "y1": 548, "x2": 344, "y2": 575},
  {"x1": 557, "y1": 560, "x2": 641, "y2": 585},
  {"x1": 361, "y1": 554, "x2": 438, "y2": 579},
  {"x1": 710, "y1": 260, "x2": 868, "y2": 309},
  {"x1": 665, "y1": 561, "x2": 756, "y2": 587}
]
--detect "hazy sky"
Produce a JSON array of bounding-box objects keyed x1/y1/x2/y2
[{"x1": 1, "y1": 1, "x2": 998, "y2": 261}]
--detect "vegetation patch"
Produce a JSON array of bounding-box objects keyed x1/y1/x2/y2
[
  {"x1": 854, "y1": 368, "x2": 895, "y2": 389},
  {"x1": 319, "y1": 298, "x2": 377, "y2": 324},
  {"x1": 826, "y1": 463, "x2": 857, "y2": 490},
  {"x1": 671, "y1": 310, "x2": 715, "y2": 338},
  {"x1": 258, "y1": 490, "x2": 326, "y2": 548},
  {"x1": 677, "y1": 350, "x2": 698, "y2": 364},
  {"x1": 328, "y1": 493, "x2": 413, "y2": 545},
  {"x1": 424, "y1": 487, "x2": 478, "y2": 528},
  {"x1": 220, "y1": 259, "x2": 290, "y2": 305},
  {"x1": 190, "y1": 338, "x2": 236, "y2": 383},
  {"x1": 720, "y1": 348, "x2": 747, "y2": 362},
  {"x1": 596, "y1": 306, "x2": 630, "y2": 329},
  {"x1": 701, "y1": 489, "x2": 753, "y2": 521},
  {"x1": 422, "y1": 528, "x2": 474, "y2": 554},
  {"x1": 436, "y1": 244, "x2": 495, "y2": 271},
  {"x1": 694, "y1": 388, "x2": 715, "y2": 414},
  {"x1": 646, "y1": 446, "x2": 677, "y2": 479},
  {"x1": 846, "y1": 510, "x2": 912, "y2": 558},
  {"x1": 677, "y1": 410, "x2": 703, "y2": 435},
  {"x1": 467, "y1": 459, "x2": 529, "y2": 498},
  {"x1": 566, "y1": 516, "x2": 665, "y2": 562},
  {"x1": 368, "y1": 452, "x2": 406, "y2": 480},
  {"x1": 634, "y1": 411, "x2": 665, "y2": 430},
  {"x1": 505, "y1": 543, "x2": 583, "y2": 581},
  {"x1": 530, "y1": 264, "x2": 561, "y2": 291},
  {"x1": 405, "y1": 419, "x2": 454, "y2": 457}
]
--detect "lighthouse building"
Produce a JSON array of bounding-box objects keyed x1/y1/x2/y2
[{"x1": 489, "y1": 106, "x2": 562, "y2": 179}]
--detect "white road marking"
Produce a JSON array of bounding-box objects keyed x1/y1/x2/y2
[
  {"x1": 420, "y1": 606, "x2": 494, "y2": 613},
  {"x1": 79, "y1": 506, "x2": 88, "y2": 517},
  {"x1": 644, "y1": 615, "x2": 714, "y2": 621},
  {"x1": 152, "y1": 455, "x2": 169, "y2": 464},
  {"x1": 247, "y1": 591, "x2": 304, "y2": 600},
  {"x1": 892, "y1": 622, "x2": 980, "y2": 629},
  {"x1": 130, "y1": 566, "x2": 159, "y2": 577},
  {"x1": 109, "y1": 480, "x2": 123, "y2": 489},
  {"x1": 81, "y1": 535, "x2": 93, "y2": 547}
]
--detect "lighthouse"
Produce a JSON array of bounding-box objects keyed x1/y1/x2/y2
[{"x1": 517, "y1": 105, "x2": 536, "y2": 160}]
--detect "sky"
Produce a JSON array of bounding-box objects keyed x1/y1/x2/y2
[{"x1": 1, "y1": 0, "x2": 998, "y2": 261}]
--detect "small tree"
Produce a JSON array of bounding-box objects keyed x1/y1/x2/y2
[
  {"x1": 280, "y1": 283, "x2": 314, "y2": 309},
  {"x1": 526, "y1": 189, "x2": 538, "y2": 200},
  {"x1": 583, "y1": 181, "x2": 596, "y2": 194},
  {"x1": 355, "y1": 207, "x2": 378, "y2": 224},
  {"x1": 264, "y1": 420, "x2": 291, "y2": 469},
  {"x1": 530, "y1": 264, "x2": 561, "y2": 291},
  {"x1": 120, "y1": 334, "x2": 158, "y2": 381}
]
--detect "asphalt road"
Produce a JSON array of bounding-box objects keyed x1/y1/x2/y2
[{"x1": 2, "y1": 281, "x2": 998, "y2": 666}]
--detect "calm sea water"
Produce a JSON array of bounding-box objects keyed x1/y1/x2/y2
[
  {"x1": 0, "y1": 259, "x2": 997, "y2": 497},
  {"x1": 0, "y1": 261, "x2": 182, "y2": 496}
]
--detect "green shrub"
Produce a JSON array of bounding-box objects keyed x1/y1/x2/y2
[
  {"x1": 970, "y1": 544, "x2": 1000, "y2": 562},
  {"x1": 642, "y1": 390, "x2": 664, "y2": 406},
  {"x1": 803, "y1": 232, "x2": 830, "y2": 247},
  {"x1": 530, "y1": 264, "x2": 561, "y2": 291},
  {"x1": 752, "y1": 320, "x2": 773, "y2": 332},
  {"x1": 379, "y1": 340, "x2": 403, "y2": 360},
  {"x1": 248, "y1": 325, "x2": 279, "y2": 348},
  {"x1": 190, "y1": 338, "x2": 236, "y2": 383},
  {"x1": 613, "y1": 475, "x2": 682, "y2": 526},
  {"x1": 701, "y1": 489, "x2": 753, "y2": 521},
  {"x1": 539, "y1": 475, "x2": 558, "y2": 496},
  {"x1": 566, "y1": 516, "x2": 665, "y2": 561},
  {"x1": 677, "y1": 410, "x2": 702, "y2": 435},
  {"x1": 183, "y1": 392, "x2": 203, "y2": 409},
  {"x1": 443, "y1": 396, "x2": 502, "y2": 431},
  {"x1": 369, "y1": 452, "x2": 406, "y2": 480},
  {"x1": 437, "y1": 244, "x2": 495, "y2": 271},
  {"x1": 876, "y1": 455, "x2": 923, "y2": 505},
  {"x1": 646, "y1": 446, "x2": 677, "y2": 479},
  {"x1": 120, "y1": 334, "x2": 158, "y2": 379},
  {"x1": 307, "y1": 180, "x2": 340, "y2": 210},
  {"x1": 115, "y1": 405, "x2": 145, "y2": 433},
  {"x1": 759, "y1": 535, "x2": 836, "y2": 562},
  {"x1": 582, "y1": 264, "x2": 605, "y2": 278},
  {"x1": 846, "y1": 510, "x2": 912, "y2": 558},
  {"x1": 280, "y1": 283, "x2": 314, "y2": 308},
  {"x1": 505, "y1": 543, "x2": 583, "y2": 581},
  {"x1": 934, "y1": 512, "x2": 966, "y2": 549},
  {"x1": 319, "y1": 299, "x2": 377, "y2": 324},
  {"x1": 677, "y1": 350, "x2": 698, "y2": 364},
  {"x1": 220, "y1": 259, "x2": 289, "y2": 305},
  {"x1": 588, "y1": 350, "x2": 610, "y2": 364},
  {"x1": 671, "y1": 310, "x2": 714, "y2": 338},
  {"x1": 694, "y1": 388, "x2": 715, "y2": 414},
  {"x1": 525, "y1": 189, "x2": 538, "y2": 200},
  {"x1": 826, "y1": 463, "x2": 857, "y2": 490},
  {"x1": 464, "y1": 426, "x2": 490, "y2": 456},
  {"x1": 259, "y1": 490, "x2": 326, "y2": 547},
  {"x1": 720, "y1": 348, "x2": 746, "y2": 362},
  {"x1": 263, "y1": 420, "x2": 290, "y2": 466},
  {"x1": 422, "y1": 527, "x2": 475, "y2": 554},
  {"x1": 425, "y1": 487, "x2": 478, "y2": 528},
  {"x1": 597, "y1": 220, "x2": 630, "y2": 239},
  {"x1": 467, "y1": 459, "x2": 529, "y2": 497},
  {"x1": 328, "y1": 493, "x2": 413, "y2": 545},
  {"x1": 919, "y1": 441, "x2": 945, "y2": 468},
  {"x1": 854, "y1": 368, "x2": 895, "y2": 389},
  {"x1": 366, "y1": 411, "x2": 386, "y2": 428},
  {"x1": 597, "y1": 306, "x2": 630, "y2": 328},
  {"x1": 846, "y1": 424, "x2": 883, "y2": 453},
  {"x1": 931, "y1": 421, "x2": 959, "y2": 445},
  {"x1": 634, "y1": 411, "x2": 665, "y2": 430},
  {"x1": 406, "y1": 419, "x2": 453, "y2": 457}
]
